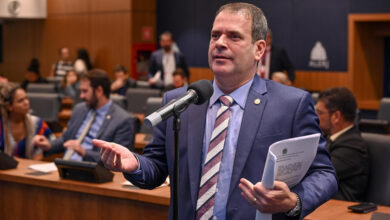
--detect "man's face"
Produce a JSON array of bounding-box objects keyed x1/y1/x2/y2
[
  {"x1": 80, "y1": 79, "x2": 98, "y2": 109},
  {"x1": 208, "y1": 10, "x2": 263, "y2": 81},
  {"x1": 160, "y1": 35, "x2": 173, "y2": 52},
  {"x1": 315, "y1": 100, "x2": 333, "y2": 136},
  {"x1": 173, "y1": 75, "x2": 186, "y2": 88},
  {"x1": 115, "y1": 71, "x2": 127, "y2": 81},
  {"x1": 61, "y1": 48, "x2": 70, "y2": 61}
]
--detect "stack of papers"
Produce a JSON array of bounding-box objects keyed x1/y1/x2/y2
[{"x1": 28, "y1": 162, "x2": 58, "y2": 173}]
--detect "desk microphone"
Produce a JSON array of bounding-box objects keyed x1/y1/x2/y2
[{"x1": 144, "y1": 80, "x2": 213, "y2": 128}]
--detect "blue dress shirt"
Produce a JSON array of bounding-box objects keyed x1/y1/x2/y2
[
  {"x1": 69, "y1": 100, "x2": 112, "y2": 161},
  {"x1": 203, "y1": 79, "x2": 253, "y2": 219}
]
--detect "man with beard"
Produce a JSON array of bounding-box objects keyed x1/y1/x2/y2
[
  {"x1": 316, "y1": 87, "x2": 369, "y2": 201},
  {"x1": 148, "y1": 31, "x2": 189, "y2": 89},
  {"x1": 34, "y1": 69, "x2": 135, "y2": 162}
]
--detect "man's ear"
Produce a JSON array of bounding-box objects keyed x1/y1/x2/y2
[
  {"x1": 254, "y1": 39, "x2": 266, "y2": 62},
  {"x1": 331, "y1": 110, "x2": 342, "y2": 123},
  {"x1": 95, "y1": 86, "x2": 104, "y2": 97}
]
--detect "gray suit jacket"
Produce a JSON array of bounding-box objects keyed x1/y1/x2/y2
[{"x1": 46, "y1": 102, "x2": 135, "y2": 162}]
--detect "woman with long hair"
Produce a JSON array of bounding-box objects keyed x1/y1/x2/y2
[{"x1": 0, "y1": 83, "x2": 54, "y2": 159}]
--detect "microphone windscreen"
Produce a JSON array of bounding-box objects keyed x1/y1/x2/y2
[{"x1": 187, "y1": 80, "x2": 213, "y2": 105}]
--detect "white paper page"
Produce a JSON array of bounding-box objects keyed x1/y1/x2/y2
[
  {"x1": 255, "y1": 133, "x2": 320, "y2": 220},
  {"x1": 28, "y1": 162, "x2": 58, "y2": 173}
]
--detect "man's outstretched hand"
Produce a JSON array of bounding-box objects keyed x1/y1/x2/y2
[{"x1": 92, "y1": 139, "x2": 139, "y2": 173}]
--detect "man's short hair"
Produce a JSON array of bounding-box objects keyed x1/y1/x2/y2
[
  {"x1": 172, "y1": 68, "x2": 187, "y2": 78},
  {"x1": 216, "y1": 2, "x2": 268, "y2": 43},
  {"x1": 318, "y1": 87, "x2": 357, "y2": 122},
  {"x1": 114, "y1": 65, "x2": 128, "y2": 74},
  {"x1": 159, "y1": 31, "x2": 173, "y2": 41},
  {"x1": 81, "y1": 69, "x2": 111, "y2": 98}
]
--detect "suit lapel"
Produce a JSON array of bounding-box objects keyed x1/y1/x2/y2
[
  {"x1": 71, "y1": 104, "x2": 90, "y2": 138},
  {"x1": 96, "y1": 104, "x2": 114, "y2": 139},
  {"x1": 228, "y1": 76, "x2": 268, "y2": 197},
  {"x1": 186, "y1": 101, "x2": 208, "y2": 210}
]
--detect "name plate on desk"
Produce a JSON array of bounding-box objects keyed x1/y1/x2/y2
[
  {"x1": 0, "y1": 151, "x2": 18, "y2": 170},
  {"x1": 54, "y1": 159, "x2": 113, "y2": 183}
]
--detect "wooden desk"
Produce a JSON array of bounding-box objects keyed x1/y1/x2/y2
[
  {"x1": 305, "y1": 199, "x2": 390, "y2": 220},
  {"x1": 0, "y1": 158, "x2": 170, "y2": 220},
  {"x1": 135, "y1": 133, "x2": 150, "y2": 154}
]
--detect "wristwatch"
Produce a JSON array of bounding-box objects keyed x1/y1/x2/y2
[{"x1": 286, "y1": 193, "x2": 301, "y2": 217}]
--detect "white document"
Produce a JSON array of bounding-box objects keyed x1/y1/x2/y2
[
  {"x1": 28, "y1": 162, "x2": 58, "y2": 173},
  {"x1": 255, "y1": 133, "x2": 320, "y2": 220}
]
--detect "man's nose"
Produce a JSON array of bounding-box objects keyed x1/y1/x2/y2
[{"x1": 215, "y1": 35, "x2": 227, "y2": 48}]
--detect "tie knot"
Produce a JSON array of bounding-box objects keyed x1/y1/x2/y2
[{"x1": 219, "y1": 95, "x2": 233, "y2": 107}]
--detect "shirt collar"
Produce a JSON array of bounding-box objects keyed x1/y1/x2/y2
[
  {"x1": 330, "y1": 124, "x2": 354, "y2": 141},
  {"x1": 209, "y1": 77, "x2": 254, "y2": 109},
  {"x1": 95, "y1": 100, "x2": 112, "y2": 116}
]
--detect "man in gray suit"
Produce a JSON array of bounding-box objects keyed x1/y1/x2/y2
[
  {"x1": 148, "y1": 31, "x2": 189, "y2": 89},
  {"x1": 34, "y1": 69, "x2": 135, "y2": 162}
]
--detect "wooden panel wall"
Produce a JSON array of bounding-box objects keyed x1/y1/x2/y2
[
  {"x1": 348, "y1": 14, "x2": 390, "y2": 110},
  {"x1": 0, "y1": 0, "x2": 155, "y2": 82},
  {"x1": 189, "y1": 67, "x2": 349, "y2": 92}
]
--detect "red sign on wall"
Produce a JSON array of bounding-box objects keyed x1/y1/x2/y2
[{"x1": 142, "y1": 27, "x2": 153, "y2": 41}]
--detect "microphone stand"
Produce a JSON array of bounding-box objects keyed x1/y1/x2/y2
[{"x1": 172, "y1": 108, "x2": 181, "y2": 220}]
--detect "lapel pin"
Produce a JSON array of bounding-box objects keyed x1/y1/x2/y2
[
  {"x1": 106, "y1": 115, "x2": 111, "y2": 120},
  {"x1": 254, "y1": 98, "x2": 261, "y2": 105}
]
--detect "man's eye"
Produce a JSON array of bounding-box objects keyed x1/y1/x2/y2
[{"x1": 231, "y1": 34, "x2": 240, "y2": 39}]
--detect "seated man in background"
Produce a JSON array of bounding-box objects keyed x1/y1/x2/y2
[
  {"x1": 258, "y1": 29, "x2": 295, "y2": 83},
  {"x1": 33, "y1": 69, "x2": 135, "y2": 162},
  {"x1": 110, "y1": 65, "x2": 136, "y2": 96},
  {"x1": 316, "y1": 87, "x2": 369, "y2": 201},
  {"x1": 271, "y1": 71, "x2": 291, "y2": 86},
  {"x1": 164, "y1": 68, "x2": 188, "y2": 91}
]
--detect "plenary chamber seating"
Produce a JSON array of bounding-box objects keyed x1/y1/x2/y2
[
  {"x1": 27, "y1": 93, "x2": 61, "y2": 123},
  {"x1": 362, "y1": 132, "x2": 390, "y2": 206},
  {"x1": 139, "y1": 97, "x2": 163, "y2": 134},
  {"x1": 110, "y1": 94, "x2": 127, "y2": 110},
  {"x1": 27, "y1": 83, "x2": 57, "y2": 93},
  {"x1": 359, "y1": 98, "x2": 390, "y2": 134},
  {"x1": 125, "y1": 88, "x2": 161, "y2": 114}
]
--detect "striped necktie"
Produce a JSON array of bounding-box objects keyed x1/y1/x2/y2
[
  {"x1": 196, "y1": 95, "x2": 233, "y2": 220},
  {"x1": 63, "y1": 111, "x2": 96, "y2": 160}
]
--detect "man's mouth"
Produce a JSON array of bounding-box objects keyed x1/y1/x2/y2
[{"x1": 213, "y1": 55, "x2": 232, "y2": 60}]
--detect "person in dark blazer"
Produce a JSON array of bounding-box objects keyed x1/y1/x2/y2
[
  {"x1": 94, "y1": 3, "x2": 337, "y2": 219},
  {"x1": 33, "y1": 69, "x2": 135, "y2": 162},
  {"x1": 316, "y1": 87, "x2": 369, "y2": 202},
  {"x1": 148, "y1": 31, "x2": 189, "y2": 89},
  {"x1": 258, "y1": 29, "x2": 295, "y2": 82}
]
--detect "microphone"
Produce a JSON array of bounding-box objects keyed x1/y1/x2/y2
[{"x1": 144, "y1": 80, "x2": 213, "y2": 128}]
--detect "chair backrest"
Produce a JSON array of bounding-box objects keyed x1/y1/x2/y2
[
  {"x1": 46, "y1": 77, "x2": 63, "y2": 87},
  {"x1": 27, "y1": 83, "x2": 57, "y2": 93},
  {"x1": 27, "y1": 93, "x2": 61, "y2": 122},
  {"x1": 110, "y1": 95, "x2": 127, "y2": 110},
  {"x1": 311, "y1": 92, "x2": 319, "y2": 105},
  {"x1": 362, "y1": 132, "x2": 390, "y2": 206},
  {"x1": 136, "y1": 80, "x2": 150, "y2": 88},
  {"x1": 140, "y1": 97, "x2": 163, "y2": 134},
  {"x1": 378, "y1": 98, "x2": 390, "y2": 122},
  {"x1": 126, "y1": 88, "x2": 161, "y2": 113}
]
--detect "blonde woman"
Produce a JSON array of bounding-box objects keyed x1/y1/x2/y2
[{"x1": 0, "y1": 83, "x2": 54, "y2": 159}]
